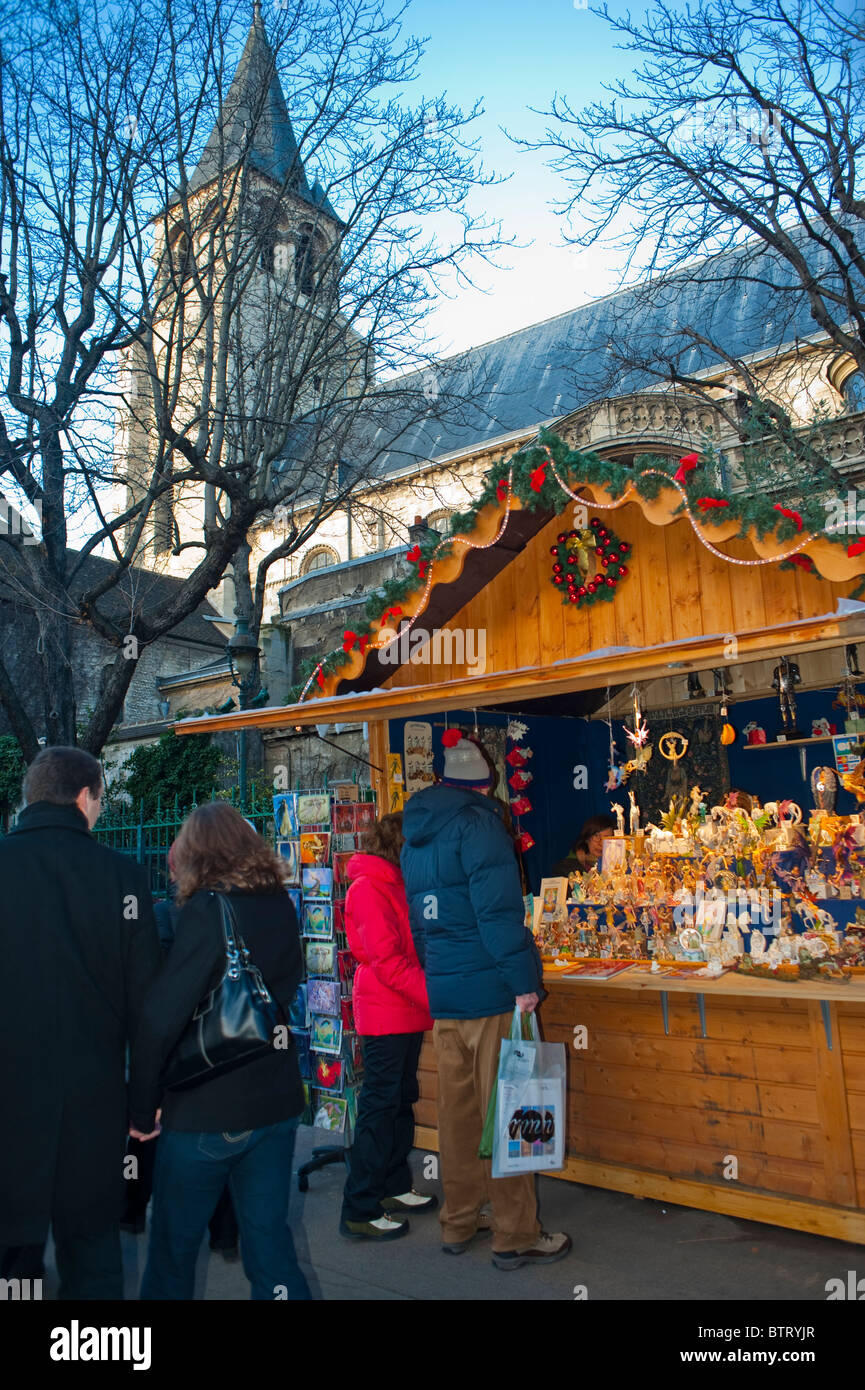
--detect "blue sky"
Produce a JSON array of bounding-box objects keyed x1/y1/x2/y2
[{"x1": 399, "y1": 0, "x2": 639, "y2": 354}]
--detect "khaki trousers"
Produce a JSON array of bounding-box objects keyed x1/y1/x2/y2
[{"x1": 433, "y1": 1012, "x2": 541, "y2": 1252}]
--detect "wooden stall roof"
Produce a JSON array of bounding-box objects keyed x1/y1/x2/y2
[{"x1": 175, "y1": 481, "x2": 865, "y2": 736}]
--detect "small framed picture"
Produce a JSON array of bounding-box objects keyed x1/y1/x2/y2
[
  {"x1": 300, "y1": 831, "x2": 331, "y2": 866},
  {"x1": 277, "y1": 839, "x2": 300, "y2": 882},
  {"x1": 354, "y1": 802, "x2": 376, "y2": 830},
  {"x1": 538, "y1": 877, "x2": 568, "y2": 923},
  {"x1": 307, "y1": 978, "x2": 341, "y2": 1016},
  {"x1": 302, "y1": 865, "x2": 333, "y2": 899},
  {"x1": 310, "y1": 1014, "x2": 342, "y2": 1055},
  {"x1": 273, "y1": 793, "x2": 299, "y2": 839},
  {"x1": 302, "y1": 901, "x2": 333, "y2": 939},
  {"x1": 305, "y1": 941, "x2": 335, "y2": 977}
]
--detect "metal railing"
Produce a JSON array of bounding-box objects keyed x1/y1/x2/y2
[{"x1": 92, "y1": 789, "x2": 274, "y2": 898}]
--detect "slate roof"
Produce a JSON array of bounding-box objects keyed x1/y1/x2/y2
[
  {"x1": 341, "y1": 229, "x2": 851, "y2": 478},
  {"x1": 0, "y1": 551, "x2": 224, "y2": 649},
  {"x1": 188, "y1": 3, "x2": 339, "y2": 222}
]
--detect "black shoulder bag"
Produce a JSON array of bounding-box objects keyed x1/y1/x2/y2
[{"x1": 162, "y1": 892, "x2": 286, "y2": 1092}]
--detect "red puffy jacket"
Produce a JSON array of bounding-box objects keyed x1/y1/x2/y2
[{"x1": 344, "y1": 853, "x2": 433, "y2": 1036}]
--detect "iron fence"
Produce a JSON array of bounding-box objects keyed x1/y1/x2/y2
[{"x1": 93, "y1": 789, "x2": 275, "y2": 898}]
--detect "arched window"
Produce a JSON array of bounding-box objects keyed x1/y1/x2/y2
[
  {"x1": 295, "y1": 225, "x2": 324, "y2": 297},
  {"x1": 425, "y1": 509, "x2": 453, "y2": 533},
  {"x1": 300, "y1": 546, "x2": 339, "y2": 575},
  {"x1": 168, "y1": 229, "x2": 193, "y2": 284},
  {"x1": 843, "y1": 371, "x2": 865, "y2": 414}
]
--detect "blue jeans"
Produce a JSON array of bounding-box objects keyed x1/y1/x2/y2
[{"x1": 140, "y1": 1119, "x2": 310, "y2": 1301}]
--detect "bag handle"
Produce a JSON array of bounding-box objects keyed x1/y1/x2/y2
[
  {"x1": 510, "y1": 1005, "x2": 540, "y2": 1043},
  {"x1": 212, "y1": 892, "x2": 276, "y2": 1005}
]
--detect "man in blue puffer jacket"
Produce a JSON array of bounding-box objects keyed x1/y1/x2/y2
[{"x1": 401, "y1": 732, "x2": 571, "y2": 1271}]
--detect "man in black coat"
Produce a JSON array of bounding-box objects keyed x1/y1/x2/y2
[{"x1": 0, "y1": 746, "x2": 161, "y2": 1299}]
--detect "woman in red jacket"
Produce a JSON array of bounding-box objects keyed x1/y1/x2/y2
[{"x1": 340, "y1": 813, "x2": 435, "y2": 1241}]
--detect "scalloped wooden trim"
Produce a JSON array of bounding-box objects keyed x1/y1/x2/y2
[{"x1": 310, "y1": 480, "x2": 865, "y2": 701}]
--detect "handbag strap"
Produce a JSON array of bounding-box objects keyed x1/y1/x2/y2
[{"x1": 211, "y1": 892, "x2": 275, "y2": 1004}]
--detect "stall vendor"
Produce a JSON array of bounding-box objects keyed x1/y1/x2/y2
[{"x1": 551, "y1": 813, "x2": 616, "y2": 877}]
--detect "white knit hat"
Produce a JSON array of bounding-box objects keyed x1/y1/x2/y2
[{"x1": 441, "y1": 732, "x2": 492, "y2": 788}]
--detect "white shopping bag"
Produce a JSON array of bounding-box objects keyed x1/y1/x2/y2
[{"x1": 490, "y1": 1007, "x2": 566, "y2": 1178}]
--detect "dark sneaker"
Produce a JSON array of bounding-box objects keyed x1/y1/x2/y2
[
  {"x1": 381, "y1": 1191, "x2": 439, "y2": 1214},
  {"x1": 492, "y1": 1231, "x2": 572, "y2": 1270},
  {"x1": 441, "y1": 1210, "x2": 493, "y2": 1254},
  {"x1": 339, "y1": 1214, "x2": 409, "y2": 1241}
]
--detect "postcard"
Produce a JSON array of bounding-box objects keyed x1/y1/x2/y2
[
  {"x1": 340, "y1": 997, "x2": 355, "y2": 1031},
  {"x1": 333, "y1": 803, "x2": 356, "y2": 834},
  {"x1": 333, "y1": 782, "x2": 360, "y2": 804},
  {"x1": 273, "y1": 793, "x2": 299, "y2": 839},
  {"x1": 277, "y1": 839, "x2": 300, "y2": 882},
  {"x1": 305, "y1": 941, "x2": 335, "y2": 977},
  {"x1": 307, "y1": 978, "x2": 341, "y2": 1016},
  {"x1": 302, "y1": 901, "x2": 333, "y2": 939},
  {"x1": 332, "y1": 901, "x2": 345, "y2": 936},
  {"x1": 310, "y1": 1014, "x2": 342, "y2": 1056},
  {"x1": 337, "y1": 949, "x2": 357, "y2": 983},
  {"x1": 300, "y1": 831, "x2": 331, "y2": 866},
  {"x1": 301, "y1": 864, "x2": 333, "y2": 899},
  {"x1": 313, "y1": 1055, "x2": 344, "y2": 1093},
  {"x1": 286, "y1": 887, "x2": 302, "y2": 921},
  {"x1": 313, "y1": 1094, "x2": 347, "y2": 1133},
  {"x1": 333, "y1": 832, "x2": 358, "y2": 853},
  {"x1": 293, "y1": 1029, "x2": 311, "y2": 1081},
  {"x1": 287, "y1": 983, "x2": 307, "y2": 1029},
  {"x1": 354, "y1": 802, "x2": 376, "y2": 830},
  {"x1": 297, "y1": 793, "x2": 331, "y2": 827}
]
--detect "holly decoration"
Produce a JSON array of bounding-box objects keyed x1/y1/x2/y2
[{"x1": 548, "y1": 517, "x2": 632, "y2": 607}]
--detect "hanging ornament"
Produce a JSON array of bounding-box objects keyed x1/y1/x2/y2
[
  {"x1": 719, "y1": 701, "x2": 736, "y2": 746},
  {"x1": 659, "y1": 731, "x2": 689, "y2": 763},
  {"x1": 505, "y1": 747, "x2": 531, "y2": 767},
  {"x1": 506, "y1": 719, "x2": 528, "y2": 743}
]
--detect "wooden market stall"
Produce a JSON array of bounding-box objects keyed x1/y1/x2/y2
[{"x1": 177, "y1": 469, "x2": 865, "y2": 1244}]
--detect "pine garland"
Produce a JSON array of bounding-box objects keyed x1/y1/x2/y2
[{"x1": 293, "y1": 426, "x2": 858, "y2": 697}]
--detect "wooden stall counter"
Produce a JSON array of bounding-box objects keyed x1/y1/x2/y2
[{"x1": 414, "y1": 970, "x2": 865, "y2": 1244}]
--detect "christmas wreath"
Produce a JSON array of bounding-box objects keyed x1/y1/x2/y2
[{"x1": 549, "y1": 516, "x2": 631, "y2": 607}]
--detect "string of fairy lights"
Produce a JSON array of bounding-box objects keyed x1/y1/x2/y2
[{"x1": 299, "y1": 444, "x2": 830, "y2": 703}]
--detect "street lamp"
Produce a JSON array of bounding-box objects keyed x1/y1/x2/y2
[{"x1": 226, "y1": 616, "x2": 261, "y2": 806}]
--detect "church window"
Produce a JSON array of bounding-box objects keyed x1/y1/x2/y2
[
  {"x1": 300, "y1": 545, "x2": 339, "y2": 574},
  {"x1": 843, "y1": 371, "x2": 865, "y2": 414},
  {"x1": 295, "y1": 227, "x2": 321, "y2": 297}
]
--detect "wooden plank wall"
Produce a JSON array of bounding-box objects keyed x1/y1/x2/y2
[
  {"x1": 413, "y1": 988, "x2": 865, "y2": 1220},
  {"x1": 388, "y1": 506, "x2": 848, "y2": 690}
]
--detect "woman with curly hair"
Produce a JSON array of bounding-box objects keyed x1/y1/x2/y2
[
  {"x1": 131, "y1": 802, "x2": 310, "y2": 1300},
  {"x1": 340, "y1": 813, "x2": 435, "y2": 1241}
]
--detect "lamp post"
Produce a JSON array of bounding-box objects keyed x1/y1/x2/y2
[{"x1": 227, "y1": 616, "x2": 261, "y2": 807}]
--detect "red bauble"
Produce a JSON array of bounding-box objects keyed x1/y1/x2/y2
[
  {"x1": 557, "y1": 533, "x2": 567, "y2": 543},
  {"x1": 600, "y1": 555, "x2": 608, "y2": 566},
  {"x1": 619, "y1": 565, "x2": 629, "y2": 576},
  {"x1": 549, "y1": 545, "x2": 558, "y2": 556},
  {"x1": 577, "y1": 586, "x2": 587, "y2": 597},
  {"x1": 553, "y1": 562, "x2": 563, "y2": 573},
  {"x1": 553, "y1": 575, "x2": 564, "y2": 585},
  {"x1": 619, "y1": 542, "x2": 628, "y2": 553},
  {"x1": 568, "y1": 529, "x2": 578, "y2": 538},
  {"x1": 589, "y1": 518, "x2": 599, "y2": 528},
  {"x1": 606, "y1": 576, "x2": 616, "y2": 587},
  {"x1": 567, "y1": 556, "x2": 577, "y2": 565},
  {"x1": 568, "y1": 593, "x2": 578, "y2": 603}
]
